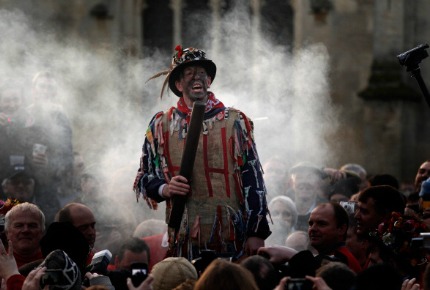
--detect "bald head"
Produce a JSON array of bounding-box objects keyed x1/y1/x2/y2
[{"x1": 55, "y1": 203, "x2": 96, "y2": 248}]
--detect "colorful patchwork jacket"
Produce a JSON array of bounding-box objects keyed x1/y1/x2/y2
[{"x1": 133, "y1": 93, "x2": 270, "y2": 259}]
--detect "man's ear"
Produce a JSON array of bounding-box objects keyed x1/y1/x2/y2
[
  {"x1": 206, "y1": 77, "x2": 212, "y2": 88},
  {"x1": 338, "y1": 224, "x2": 347, "y2": 237},
  {"x1": 175, "y1": 80, "x2": 183, "y2": 93}
]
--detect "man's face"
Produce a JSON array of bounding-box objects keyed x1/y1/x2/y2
[
  {"x1": 6, "y1": 210, "x2": 43, "y2": 255},
  {"x1": 270, "y1": 200, "x2": 294, "y2": 232},
  {"x1": 0, "y1": 88, "x2": 22, "y2": 115},
  {"x1": 6, "y1": 176, "x2": 35, "y2": 202},
  {"x1": 291, "y1": 173, "x2": 320, "y2": 212},
  {"x1": 308, "y1": 204, "x2": 345, "y2": 252},
  {"x1": 354, "y1": 198, "x2": 382, "y2": 235},
  {"x1": 175, "y1": 66, "x2": 211, "y2": 102},
  {"x1": 70, "y1": 206, "x2": 96, "y2": 248},
  {"x1": 415, "y1": 161, "x2": 430, "y2": 192},
  {"x1": 116, "y1": 249, "x2": 149, "y2": 271}
]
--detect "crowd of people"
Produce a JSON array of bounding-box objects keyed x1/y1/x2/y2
[{"x1": 1, "y1": 45, "x2": 430, "y2": 290}]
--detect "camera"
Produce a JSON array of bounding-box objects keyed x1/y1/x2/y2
[
  {"x1": 106, "y1": 263, "x2": 149, "y2": 290},
  {"x1": 339, "y1": 201, "x2": 356, "y2": 215},
  {"x1": 285, "y1": 278, "x2": 312, "y2": 290},
  {"x1": 411, "y1": 232, "x2": 430, "y2": 249},
  {"x1": 86, "y1": 249, "x2": 112, "y2": 275},
  {"x1": 131, "y1": 263, "x2": 148, "y2": 287}
]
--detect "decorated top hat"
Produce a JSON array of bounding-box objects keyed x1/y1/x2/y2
[
  {"x1": 168, "y1": 46, "x2": 216, "y2": 97},
  {"x1": 147, "y1": 45, "x2": 216, "y2": 98}
]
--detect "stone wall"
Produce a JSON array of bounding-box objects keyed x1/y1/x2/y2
[{"x1": 2, "y1": 0, "x2": 430, "y2": 183}]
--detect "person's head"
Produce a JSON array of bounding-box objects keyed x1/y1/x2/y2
[
  {"x1": 308, "y1": 202, "x2": 349, "y2": 253},
  {"x1": 55, "y1": 203, "x2": 96, "y2": 248},
  {"x1": 316, "y1": 261, "x2": 356, "y2": 290},
  {"x1": 368, "y1": 173, "x2": 400, "y2": 189},
  {"x1": 415, "y1": 161, "x2": 430, "y2": 193},
  {"x1": 150, "y1": 257, "x2": 198, "y2": 290},
  {"x1": 194, "y1": 259, "x2": 258, "y2": 290},
  {"x1": 289, "y1": 162, "x2": 329, "y2": 213},
  {"x1": 340, "y1": 163, "x2": 369, "y2": 190},
  {"x1": 114, "y1": 237, "x2": 150, "y2": 271},
  {"x1": 328, "y1": 174, "x2": 361, "y2": 203},
  {"x1": 285, "y1": 230, "x2": 312, "y2": 252},
  {"x1": 262, "y1": 156, "x2": 290, "y2": 199},
  {"x1": 166, "y1": 47, "x2": 216, "y2": 104},
  {"x1": 285, "y1": 231, "x2": 311, "y2": 252},
  {"x1": 0, "y1": 79, "x2": 24, "y2": 115},
  {"x1": 4, "y1": 202, "x2": 45, "y2": 255},
  {"x1": 355, "y1": 263, "x2": 403, "y2": 290},
  {"x1": 268, "y1": 196, "x2": 298, "y2": 234},
  {"x1": 31, "y1": 70, "x2": 58, "y2": 104},
  {"x1": 175, "y1": 65, "x2": 212, "y2": 104},
  {"x1": 132, "y1": 219, "x2": 167, "y2": 238},
  {"x1": 354, "y1": 185, "x2": 405, "y2": 235},
  {"x1": 4, "y1": 171, "x2": 36, "y2": 202},
  {"x1": 240, "y1": 255, "x2": 279, "y2": 290}
]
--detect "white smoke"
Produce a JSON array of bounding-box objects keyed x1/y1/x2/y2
[{"x1": 0, "y1": 2, "x2": 339, "y2": 246}]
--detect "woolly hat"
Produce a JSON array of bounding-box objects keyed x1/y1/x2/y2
[
  {"x1": 150, "y1": 257, "x2": 198, "y2": 290},
  {"x1": 39, "y1": 249, "x2": 82, "y2": 290},
  {"x1": 147, "y1": 45, "x2": 216, "y2": 98}
]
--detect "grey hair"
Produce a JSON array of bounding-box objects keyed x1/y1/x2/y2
[{"x1": 5, "y1": 202, "x2": 45, "y2": 232}]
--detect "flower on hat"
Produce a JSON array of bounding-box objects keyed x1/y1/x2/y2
[{"x1": 175, "y1": 45, "x2": 183, "y2": 59}]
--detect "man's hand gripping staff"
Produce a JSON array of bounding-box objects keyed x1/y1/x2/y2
[{"x1": 168, "y1": 101, "x2": 206, "y2": 232}]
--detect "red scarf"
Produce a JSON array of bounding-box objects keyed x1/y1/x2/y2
[{"x1": 176, "y1": 92, "x2": 225, "y2": 122}]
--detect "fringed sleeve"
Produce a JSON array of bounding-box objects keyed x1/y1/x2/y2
[
  {"x1": 233, "y1": 111, "x2": 271, "y2": 240},
  {"x1": 133, "y1": 111, "x2": 167, "y2": 209}
]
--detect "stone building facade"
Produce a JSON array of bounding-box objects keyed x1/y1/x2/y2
[{"x1": 2, "y1": 0, "x2": 430, "y2": 184}]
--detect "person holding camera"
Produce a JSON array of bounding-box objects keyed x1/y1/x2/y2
[{"x1": 133, "y1": 46, "x2": 270, "y2": 260}]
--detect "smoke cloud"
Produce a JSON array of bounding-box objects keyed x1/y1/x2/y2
[{"x1": 0, "y1": 2, "x2": 339, "y2": 248}]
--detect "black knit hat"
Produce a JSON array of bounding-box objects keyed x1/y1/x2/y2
[{"x1": 39, "y1": 250, "x2": 82, "y2": 290}]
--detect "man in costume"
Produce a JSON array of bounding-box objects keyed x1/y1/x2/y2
[{"x1": 133, "y1": 46, "x2": 270, "y2": 260}]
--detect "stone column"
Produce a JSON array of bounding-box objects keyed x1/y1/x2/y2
[{"x1": 359, "y1": 0, "x2": 420, "y2": 180}]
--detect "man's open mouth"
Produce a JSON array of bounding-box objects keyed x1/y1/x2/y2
[{"x1": 192, "y1": 83, "x2": 203, "y2": 91}]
